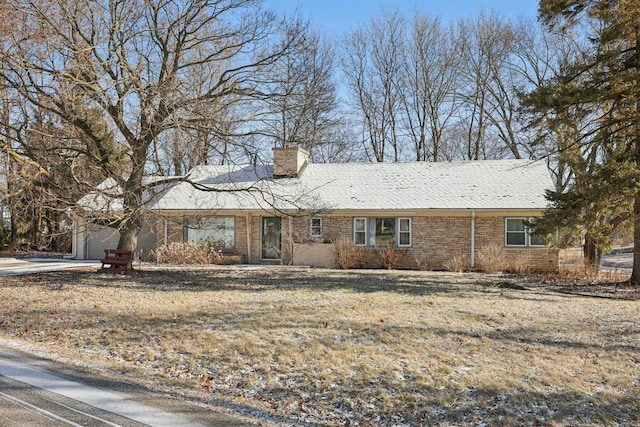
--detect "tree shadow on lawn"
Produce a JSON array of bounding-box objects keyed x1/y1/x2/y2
[
  {"x1": 103, "y1": 268, "x2": 640, "y2": 301},
  {"x1": 10, "y1": 268, "x2": 636, "y2": 305},
  {"x1": 428, "y1": 325, "x2": 640, "y2": 354},
  {"x1": 10, "y1": 308, "x2": 639, "y2": 425},
  {"x1": 19, "y1": 301, "x2": 639, "y2": 359},
  {"x1": 24, "y1": 268, "x2": 547, "y2": 298}
]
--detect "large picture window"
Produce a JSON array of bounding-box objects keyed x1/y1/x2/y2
[
  {"x1": 505, "y1": 218, "x2": 545, "y2": 248},
  {"x1": 353, "y1": 217, "x2": 412, "y2": 247},
  {"x1": 186, "y1": 217, "x2": 235, "y2": 249}
]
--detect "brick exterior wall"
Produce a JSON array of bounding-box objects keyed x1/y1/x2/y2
[
  {"x1": 229, "y1": 215, "x2": 249, "y2": 261},
  {"x1": 475, "y1": 216, "x2": 558, "y2": 271},
  {"x1": 291, "y1": 215, "x2": 473, "y2": 270},
  {"x1": 410, "y1": 216, "x2": 471, "y2": 270},
  {"x1": 291, "y1": 215, "x2": 350, "y2": 243},
  {"x1": 156, "y1": 212, "x2": 558, "y2": 271},
  {"x1": 163, "y1": 216, "x2": 184, "y2": 245},
  {"x1": 291, "y1": 214, "x2": 558, "y2": 271}
]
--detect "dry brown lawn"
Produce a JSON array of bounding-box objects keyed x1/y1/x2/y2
[{"x1": 0, "y1": 266, "x2": 639, "y2": 426}]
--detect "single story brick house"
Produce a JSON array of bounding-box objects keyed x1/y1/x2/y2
[{"x1": 72, "y1": 146, "x2": 558, "y2": 270}]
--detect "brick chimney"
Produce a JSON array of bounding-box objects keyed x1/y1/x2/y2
[{"x1": 272, "y1": 145, "x2": 310, "y2": 178}]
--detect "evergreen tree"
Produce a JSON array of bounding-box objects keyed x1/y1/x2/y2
[{"x1": 529, "y1": 0, "x2": 640, "y2": 283}]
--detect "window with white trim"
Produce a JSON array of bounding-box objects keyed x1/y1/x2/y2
[
  {"x1": 398, "y1": 218, "x2": 411, "y2": 246},
  {"x1": 353, "y1": 217, "x2": 412, "y2": 247},
  {"x1": 505, "y1": 218, "x2": 545, "y2": 248},
  {"x1": 354, "y1": 218, "x2": 367, "y2": 245},
  {"x1": 310, "y1": 217, "x2": 322, "y2": 237}
]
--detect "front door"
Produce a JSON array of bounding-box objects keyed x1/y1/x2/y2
[{"x1": 261, "y1": 217, "x2": 282, "y2": 260}]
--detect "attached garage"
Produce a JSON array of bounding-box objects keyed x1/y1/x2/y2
[{"x1": 77, "y1": 219, "x2": 158, "y2": 261}]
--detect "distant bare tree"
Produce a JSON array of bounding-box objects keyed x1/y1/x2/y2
[
  {"x1": 309, "y1": 120, "x2": 363, "y2": 163},
  {"x1": 342, "y1": 9, "x2": 404, "y2": 162},
  {"x1": 455, "y1": 12, "x2": 521, "y2": 160},
  {"x1": 513, "y1": 17, "x2": 592, "y2": 191},
  {"x1": 262, "y1": 28, "x2": 350, "y2": 162},
  {"x1": 341, "y1": 10, "x2": 529, "y2": 164},
  {"x1": 400, "y1": 13, "x2": 458, "y2": 161}
]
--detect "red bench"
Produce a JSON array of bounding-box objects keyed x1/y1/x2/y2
[{"x1": 98, "y1": 249, "x2": 132, "y2": 275}]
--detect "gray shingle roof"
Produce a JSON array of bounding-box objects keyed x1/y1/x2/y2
[
  {"x1": 77, "y1": 176, "x2": 180, "y2": 212},
  {"x1": 151, "y1": 159, "x2": 552, "y2": 212}
]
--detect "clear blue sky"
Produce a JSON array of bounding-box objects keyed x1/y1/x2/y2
[{"x1": 263, "y1": 0, "x2": 540, "y2": 35}]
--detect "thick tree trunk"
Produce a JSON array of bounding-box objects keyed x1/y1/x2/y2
[
  {"x1": 117, "y1": 217, "x2": 140, "y2": 253},
  {"x1": 583, "y1": 232, "x2": 601, "y2": 268},
  {"x1": 115, "y1": 145, "x2": 147, "y2": 266},
  {"x1": 117, "y1": 216, "x2": 140, "y2": 269},
  {"x1": 631, "y1": 24, "x2": 640, "y2": 286},
  {"x1": 117, "y1": 187, "x2": 142, "y2": 257},
  {"x1": 630, "y1": 194, "x2": 640, "y2": 285}
]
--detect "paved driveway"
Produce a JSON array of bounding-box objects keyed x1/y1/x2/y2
[
  {"x1": 0, "y1": 258, "x2": 101, "y2": 276},
  {"x1": 600, "y1": 248, "x2": 634, "y2": 272}
]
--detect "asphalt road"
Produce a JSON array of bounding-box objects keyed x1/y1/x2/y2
[
  {"x1": 601, "y1": 251, "x2": 633, "y2": 271},
  {"x1": 0, "y1": 347, "x2": 250, "y2": 427},
  {"x1": 0, "y1": 374, "x2": 150, "y2": 426}
]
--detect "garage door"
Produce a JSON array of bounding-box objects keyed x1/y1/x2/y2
[{"x1": 85, "y1": 220, "x2": 158, "y2": 260}]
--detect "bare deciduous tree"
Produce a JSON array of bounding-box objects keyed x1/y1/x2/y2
[
  {"x1": 262, "y1": 28, "x2": 349, "y2": 162},
  {"x1": 342, "y1": 9, "x2": 404, "y2": 162},
  {"x1": 455, "y1": 12, "x2": 519, "y2": 160},
  {"x1": 513, "y1": 17, "x2": 591, "y2": 191},
  {"x1": 0, "y1": 0, "x2": 307, "y2": 253},
  {"x1": 400, "y1": 13, "x2": 458, "y2": 161}
]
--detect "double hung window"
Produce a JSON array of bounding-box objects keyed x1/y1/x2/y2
[
  {"x1": 505, "y1": 218, "x2": 545, "y2": 247},
  {"x1": 398, "y1": 218, "x2": 411, "y2": 246},
  {"x1": 310, "y1": 218, "x2": 323, "y2": 237},
  {"x1": 354, "y1": 218, "x2": 367, "y2": 245}
]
